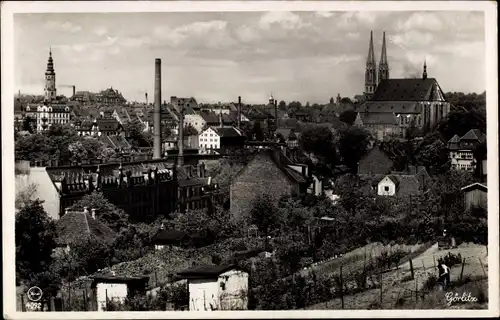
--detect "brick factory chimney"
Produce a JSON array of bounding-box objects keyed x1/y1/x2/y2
[
  {"x1": 178, "y1": 104, "x2": 185, "y2": 166},
  {"x1": 72, "y1": 85, "x2": 76, "y2": 98},
  {"x1": 153, "y1": 58, "x2": 162, "y2": 159},
  {"x1": 237, "y1": 96, "x2": 241, "y2": 129}
]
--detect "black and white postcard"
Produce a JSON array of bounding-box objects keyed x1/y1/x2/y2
[{"x1": 2, "y1": 1, "x2": 498, "y2": 319}]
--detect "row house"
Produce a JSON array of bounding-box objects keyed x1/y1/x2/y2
[
  {"x1": 24, "y1": 104, "x2": 71, "y2": 132},
  {"x1": 77, "y1": 117, "x2": 123, "y2": 136},
  {"x1": 46, "y1": 160, "x2": 178, "y2": 221},
  {"x1": 447, "y1": 129, "x2": 486, "y2": 172}
]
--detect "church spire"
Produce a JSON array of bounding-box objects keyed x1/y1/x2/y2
[
  {"x1": 367, "y1": 30, "x2": 375, "y2": 66},
  {"x1": 423, "y1": 59, "x2": 427, "y2": 80},
  {"x1": 364, "y1": 31, "x2": 377, "y2": 99},
  {"x1": 378, "y1": 31, "x2": 389, "y2": 84}
]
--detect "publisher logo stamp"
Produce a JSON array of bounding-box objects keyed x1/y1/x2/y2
[
  {"x1": 27, "y1": 286, "x2": 43, "y2": 302},
  {"x1": 445, "y1": 292, "x2": 478, "y2": 306}
]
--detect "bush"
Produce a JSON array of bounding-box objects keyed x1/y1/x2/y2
[
  {"x1": 423, "y1": 274, "x2": 439, "y2": 291},
  {"x1": 437, "y1": 252, "x2": 462, "y2": 267}
]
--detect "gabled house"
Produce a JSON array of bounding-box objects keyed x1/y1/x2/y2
[
  {"x1": 175, "y1": 264, "x2": 249, "y2": 311},
  {"x1": 170, "y1": 96, "x2": 198, "y2": 113},
  {"x1": 354, "y1": 112, "x2": 402, "y2": 140},
  {"x1": 230, "y1": 148, "x2": 310, "y2": 222},
  {"x1": 199, "y1": 126, "x2": 245, "y2": 153},
  {"x1": 377, "y1": 174, "x2": 423, "y2": 197},
  {"x1": 55, "y1": 207, "x2": 117, "y2": 250},
  {"x1": 77, "y1": 117, "x2": 122, "y2": 136},
  {"x1": 448, "y1": 129, "x2": 486, "y2": 172},
  {"x1": 461, "y1": 182, "x2": 487, "y2": 211}
]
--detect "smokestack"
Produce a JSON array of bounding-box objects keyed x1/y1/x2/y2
[
  {"x1": 237, "y1": 96, "x2": 241, "y2": 129},
  {"x1": 72, "y1": 86, "x2": 75, "y2": 98},
  {"x1": 178, "y1": 106, "x2": 184, "y2": 166},
  {"x1": 274, "y1": 99, "x2": 278, "y2": 130},
  {"x1": 145, "y1": 92, "x2": 148, "y2": 105},
  {"x1": 153, "y1": 58, "x2": 162, "y2": 159}
]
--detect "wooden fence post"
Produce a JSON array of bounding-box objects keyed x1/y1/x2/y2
[
  {"x1": 415, "y1": 277, "x2": 418, "y2": 302},
  {"x1": 478, "y1": 257, "x2": 487, "y2": 277},
  {"x1": 409, "y1": 259, "x2": 414, "y2": 280},
  {"x1": 83, "y1": 289, "x2": 88, "y2": 311},
  {"x1": 21, "y1": 294, "x2": 25, "y2": 312},
  {"x1": 422, "y1": 259, "x2": 426, "y2": 271},
  {"x1": 379, "y1": 271, "x2": 383, "y2": 306},
  {"x1": 105, "y1": 289, "x2": 108, "y2": 311},
  {"x1": 433, "y1": 255, "x2": 436, "y2": 271},
  {"x1": 459, "y1": 258, "x2": 466, "y2": 281},
  {"x1": 340, "y1": 266, "x2": 344, "y2": 309}
]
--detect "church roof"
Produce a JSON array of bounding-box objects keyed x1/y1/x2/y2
[
  {"x1": 371, "y1": 78, "x2": 446, "y2": 102},
  {"x1": 358, "y1": 112, "x2": 399, "y2": 125},
  {"x1": 461, "y1": 129, "x2": 485, "y2": 142},
  {"x1": 358, "y1": 101, "x2": 423, "y2": 114}
]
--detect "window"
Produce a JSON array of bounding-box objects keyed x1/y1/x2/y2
[{"x1": 384, "y1": 186, "x2": 389, "y2": 192}]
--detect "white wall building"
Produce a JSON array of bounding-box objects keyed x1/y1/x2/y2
[
  {"x1": 199, "y1": 127, "x2": 221, "y2": 150},
  {"x1": 24, "y1": 104, "x2": 70, "y2": 132},
  {"x1": 91, "y1": 275, "x2": 150, "y2": 312},
  {"x1": 377, "y1": 176, "x2": 397, "y2": 196},
  {"x1": 448, "y1": 129, "x2": 486, "y2": 172},
  {"x1": 176, "y1": 265, "x2": 249, "y2": 311}
]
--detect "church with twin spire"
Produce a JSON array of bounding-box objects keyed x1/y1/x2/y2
[{"x1": 356, "y1": 31, "x2": 451, "y2": 140}]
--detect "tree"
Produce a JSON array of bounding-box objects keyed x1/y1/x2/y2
[
  {"x1": 438, "y1": 108, "x2": 486, "y2": 141},
  {"x1": 70, "y1": 191, "x2": 128, "y2": 232},
  {"x1": 15, "y1": 183, "x2": 38, "y2": 211},
  {"x1": 337, "y1": 126, "x2": 372, "y2": 173},
  {"x1": 249, "y1": 193, "x2": 283, "y2": 237},
  {"x1": 298, "y1": 125, "x2": 336, "y2": 162},
  {"x1": 338, "y1": 110, "x2": 357, "y2": 126},
  {"x1": 183, "y1": 124, "x2": 198, "y2": 136},
  {"x1": 68, "y1": 234, "x2": 115, "y2": 277},
  {"x1": 278, "y1": 100, "x2": 287, "y2": 111},
  {"x1": 15, "y1": 200, "x2": 57, "y2": 281},
  {"x1": 123, "y1": 119, "x2": 152, "y2": 147}
]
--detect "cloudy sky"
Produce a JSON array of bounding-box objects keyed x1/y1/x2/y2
[{"x1": 14, "y1": 11, "x2": 485, "y2": 104}]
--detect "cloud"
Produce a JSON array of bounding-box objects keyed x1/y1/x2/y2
[
  {"x1": 258, "y1": 11, "x2": 310, "y2": 30},
  {"x1": 398, "y1": 12, "x2": 443, "y2": 32},
  {"x1": 314, "y1": 11, "x2": 334, "y2": 18},
  {"x1": 338, "y1": 12, "x2": 377, "y2": 29},
  {"x1": 153, "y1": 20, "x2": 232, "y2": 48},
  {"x1": 94, "y1": 26, "x2": 108, "y2": 36},
  {"x1": 44, "y1": 20, "x2": 82, "y2": 33}
]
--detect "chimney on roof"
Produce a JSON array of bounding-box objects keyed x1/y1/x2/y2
[
  {"x1": 153, "y1": 58, "x2": 162, "y2": 159},
  {"x1": 91, "y1": 208, "x2": 96, "y2": 219},
  {"x1": 237, "y1": 96, "x2": 242, "y2": 129},
  {"x1": 178, "y1": 105, "x2": 185, "y2": 166}
]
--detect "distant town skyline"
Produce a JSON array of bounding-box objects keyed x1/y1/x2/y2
[{"x1": 15, "y1": 11, "x2": 485, "y2": 104}]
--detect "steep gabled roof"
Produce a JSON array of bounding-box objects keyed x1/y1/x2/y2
[
  {"x1": 211, "y1": 126, "x2": 243, "y2": 138},
  {"x1": 176, "y1": 264, "x2": 245, "y2": 280},
  {"x1": 461, "y1": 129, "x2": 485, "y2": 142},
  {"x1": 358, "y1": 101, "x2": 423, "y2": 114},
  {"x1": 55, "y1": 210, "x2": 117, "y2": 246},
  {"x1": 371, "y1": 78, "x2": 446, "y2": 102}
]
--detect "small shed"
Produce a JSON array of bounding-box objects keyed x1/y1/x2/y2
[
  {"x1": 90, "y1": 274, "x2": 150, "y2": 311},
  {"x1": 461, "y1": 182, "x2": 487, "y2": 211},
  {"x1": 175, "y1": 264, "x2": 249, "y2": 311},
  {"x1": 151, "y1": 229, "x2": 189, "y2": 250}
]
